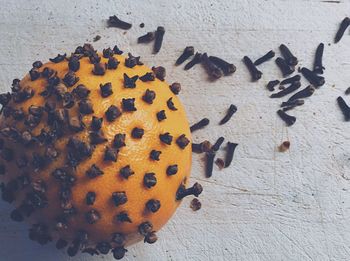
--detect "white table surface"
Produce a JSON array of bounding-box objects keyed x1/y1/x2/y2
[{"x1": 0, "y1": 0, "x2": 350, "y2": 260}]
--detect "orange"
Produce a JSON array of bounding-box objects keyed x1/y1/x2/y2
[{"x1": 0, "y1": 45, "x2": 194, "y2": 258}]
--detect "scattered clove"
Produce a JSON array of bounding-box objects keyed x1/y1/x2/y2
[
  {"x1": 275, "y1": 57, "x2": 294, "y2": 77},
  {"x1": 281, "y1": 99, "x2": 305, "y2": 111},
  {"x1": 243, "y1": 56, "x2": 262, "y2": 81},
  {"x1": 313, "y1": 43, "x2": 325, "y2": 74},
  {"x1": 225, "y1": 142, "x2": 238, "y2": 168},
  {"x1": 190, "y1": 118, "x2": 210, "y2": 132},
  {"x1": 277, "y1": 110, "x2": 296, "y2": 126},
  {"x1": 215, "y1": 158, "x2": 225, "y2": 170},
  {"x1": 211, "y1": 137, "x2": 225, "y2": 152},
  {"x1": 201, "y1": 53, "x2": 223, "y2": 79},
  {"x1": 190, "y1": 198, "x2": 202, "y2": 211},
  {"x1": 280, "y1": 75, "x2": 301, "y2": 85},
  {"x1": 270, "y1": 81, "x2": 301, "y2": 98},
  {"x1": 153, "y1": 26, "x2": 165, "y2": 54},
  {"x1": 300, "y1": 67, "x2": 325, "y2": 87},
  {"x1": 107, "y1": 15, "x2": 132, "y2": 30},
  {"x1": 176, "y1": 46, "x2": 195, "y2": 66},
  {"x1": 176, "y1": 182, "x2": 203, "y2": 200},
  {"x1": 205, "y1": 152, "x2": 215, "y2": 178},
  {"x1": 334, "y1": 17, "x2": 350, "y2": 43},
  {"x1": 184, "y1": 52, "x2": 202, "y2": 70},
  {"x1": 254, "y1": 50, "x2": 275, "y2": 66},
  {"x1": 137, "y1": 32, "x2": 155, "y2": 44},
  {"x1": 266, "y1": 80, "x2": 280, "y2": 92},
  {"x1": 208, "y1": 56, "x2": 236, "y2": 76},
  {"x1": 345, "y1": 87, "x2": 350, "y2": 95},
  {"x1": 278, "y1": 141, "x2": 290, "y2": 152},
  {"x1": 219, "y1": 104, "x2": 237, "y2": 125},
  {"x1": 337, "y1": 96, "x2": 350, "y2": 121},
  {"x1": 192, "y1": 140, "x2": 211, "y2": 153},
  {"x1": 287, "y1": 85, "x2": 315, "y2": 102},
  {"x1": 279, "y1": 44, "x2": 298, "y2": 66}
]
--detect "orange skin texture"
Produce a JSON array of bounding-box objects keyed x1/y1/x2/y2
[{"x1": 0, "y1": 54, "x2": 192, "y2": 246}]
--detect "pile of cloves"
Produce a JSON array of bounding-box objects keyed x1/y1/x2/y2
[{"x1": 175, "y1": 46, "x2": 236, "y2": 80}]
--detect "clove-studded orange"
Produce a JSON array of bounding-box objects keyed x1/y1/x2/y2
[{"x1": 0, "y1": 44, "x2": 202, "y2": 259}]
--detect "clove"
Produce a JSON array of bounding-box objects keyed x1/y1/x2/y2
[
  {"x1": 270, "y1": 81, "x2": 301, "y2": 98},
  {"x1": 137, "y1": 32, "x2": 155, "y2": 44},
  {"x1": 280, "y1": 75, "x2": 301, "y2": 85},
  {"x1": 176, "y1": 182, "x2": 203, "y2": 200},
  {"x1": 279, "y1": 44, "x2": 298, "y2": 66},
  {"x1": 254, "y1": 50, "x2": 275, "y2": 66},
  {"x1": 225, "y1": 142, "x2": 238, "y2": 168},
  {"x1": 219, "y1": 104, "x2": 237, "y2": 125},
  {"x1": 287, "y1": 85, "x2": 315, "y2": 102},
  {"x1": 243, "y1": 56, "x2": 262, "y2": 81},
  {"x1": 205, "y1": 152, "x2": 215, "y2": 178},
  {"x1": 337, "y1": 96, "x2": 350, "y2": 121},
  {"x1": 277, "y1": 110, "x2": 296, "y2": 126},
  {"x1": 313, "y1": 43, "x2": 325, "y2": 74},
  {"x1": 278, "y1": 141, "x2": 290, "y2": 152},
  {"x1": 190, "y1": 118, "x2": 210, "y2": 132},
  {"x1": 334, "y1": 17, "x2": 350, "y2": 43},
  {"x1": 300, "y1": 67, "x2": 325, "y2": 87},
  {"x1": 176, "y1": 46, "x2": 195, "y2": 66},
  {"x1": 201, "y1": 53, "x2": 223, "y2": 79},
  {"x1": 211, "y1": 137, "x2": 225, "y2": 152},
  {"x1": 184, "y1": 52, "x2": 202, "y2": 70},
  {"x1": 153, "y1": 26, "x2": 165, "y2": 54},
  {"x1": 281, "y1": 99, "x2": 305, "y2": 111},
  {"x1": 107, "y1": 15, "x2": 132, "y2": 30},
  {"x1": 208, "y1": 56, "x2": 236, "y2": 76},
  {"x1": 192, "y1": 140, "x2": 211, "y2": 153},
  {"x1": 275, "y1": 57, "x2": 294, "y2": 77},
  {"x1": 266, "y1": 80, "x2": 280, "y2": 92}
]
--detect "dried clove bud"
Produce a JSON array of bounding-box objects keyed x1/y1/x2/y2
[
  {"x1": 50, "y1": 53, "x2": 66, "y2": 63},
  {"x1": 108, "y1": 15, "x2": 132, "y2": 30},
  {"x1": 112, "y1": 247, "x2": 128, "y2": 260},
  {"x1": 192, "y1": 140, "x2": 211, "y2": 153},
  {"x1": 138, "y1": 32, "x2": 155, "y2": 44},
  {"x1": 225, "y1": 142, "x2": 238, "y2": 168},
  {"x1": 275, "y1": 57, "x2": 294, "y2": 77},
  {"x1": 243, "y1": 56, "x2": 262, "y2": 81},
  {"x1": 205, "y1": 151, "x2": 215, "y2": 178},
  {"x1": 277, "y1": 110, "x2": 296, "y2": 126},
  {"x1": 287, "y1": 85, "x2": 315, "y2": 102},
  {"x1": 106, "y1": 56, "x2": 119, "y2": 69},
  {"x1": 115, "y1": 211, "x2": 132, "y2": 223},
  {"x1": 166, "y1": 165, "x2": 178, "y2": 176},
  {"x1": 176, "y1": 182, "x2": 203, "y2": 200},
  {"x1": 140, "y1": 72, "x2": 155, "y2": 82},
  {"x1": 152, "y1": 66, "x2": 166, "y2": 81},
  {"x1": 159, "y1": 132, "x2": 173, "y2": 145},
  {"x1": 131, "y1": 127, "x2": 144, "y2": 139},
  {"x1": 280, "y1": 75, "x2": 301, "y2": 85},
  {"x1": 270, "y1": 81, "x2": 301, "y2": 98},
  {"x1": 146, "y1": 199, "x2": 161, "y2": 212},
  {"x1": 219, "y1": 104, "x2": 237, "y2": 125},
  {"x1": 313, "y1": 43, "x2": 325, "y2": 74},
  {"x1": 150, "y1": 150, "x2": 161, "y2": 161},
  {"x1": 167, "y1": 97, "x2": 177, "y2": 111},
  {"x1": 190, "y1": 198, "x2": 202, "y2": 211},
  {"x1": 176, "y1": 46, "x2": 195, "y2": 66},
  {"x1": 85, "y1": 209, "x2": 100, "y2": 224},
  {"x1": 68, "y1": 56, "x2": 80, "y2": 72},
  {"x1": 169, "y1": 82, "x2": 181, "y2": 95},
  {"x1": 144, "y1": 232, "x2": 158, "y2": 244},
  {"x1": 86, "y1": 164, "x2": 104, "y2": 179},
  {"x1": 337, "y1": 96, "x2": 350, "y2": 121},
  {"x1": 201, "y1": 53, "x2": 223, "y2": 79},
  {"x1": 125, "y1": 53, "x2": 142, "y2": 68},
  {"x1": 334, "y1": 17, "x2": 350, "y2": 43},
  {"x1": 104, "y1": 147, "x2": 118, "y2": 162},
  {"x1": 86, "y1": 191, "x2": 96, "y2": 205},
  {"x1": 142, "y1": 89, "x2": 156, "y2": 104},
  {"x1": 119, "y1": 165, "x2": 134, "y2": 179},
  {"x1": 122, "y1": 98, "x2": 137, "y2": 112},
  {"x1": 153, "y1": 26, "x2": 165, "y2": 54},
  {"x1": 100, "y1": 82, "x2": 113, "y2": 98},
  {"x1": 176, "y1": 134, "x2": 190, "y2": 149},
  {"x1": 156, "y1": 110, "x2": 166, "y2": 121},
  {"x1": 144, "y1": 173, "x2": 157, "y2": 188},
  {"x1": 123, "y1": 73, "x2": 138, "y2": 88},
  {"x1": 254, "y1": 50, "x2": 275, "y2": 66},
  {"x1": 92, "y1": 63, "x2": 106, "y2": 76},
  {"x1": 184, "y1": 52, "x2": 202, "y2": 70},
  {"x1": 190, "y1": 118, "x2": 210, "y2": 132},
  {"x1": 300, "y1": 67, "x2": 325, "y2": 88},
  {"x1": 279, "y1": 44, "x2": 298, "y2": 66},
  {"x1": 105, "y1": 105, "x2": 122, "y2": 122},
  {"x1": 112, "y1": 192, "x2": 127, "y2": 207},
  {"x1": 209, "y1": 56, "x2": 236, "y2": 76}
]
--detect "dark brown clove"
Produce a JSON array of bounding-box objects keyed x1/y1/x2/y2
[
  {"x1": 190, "y1": 118, "x2": 210, "y2": 132},
  {"x1": 211, "y1": 137, "x2": 225, "y2": 152},
  {"x1": 176, "y1": 182, "x2": 203, "y2": 200},
  {"x1": 277, "y1": 110, "x2": 296, "y2": 126},
  {"x1": 112, "y1": 247, "x2": 128, "y2": 260},
  {"x1": 150, "y1": 150, "x2": 161, "y2": 161},
  {"x1": 138, "y1": 221, "x2": 153, "y2": 236},
  {"x1": 159, "y1": 132, "x2": 173, "y2": 145},
  {"x1": 190, "y1": 198, "x2": 202, "y2": 211},
  {"x1": 153, "y1": 26, "x2": 165, "y2": 54},
  {"x1": 281, "y1": 99, "x2": 305, "y2": 111},
  {"x1": 85, "y1": 209, "x2": 100, "y2": 224},
  {"x1": 287, "y1": 85, "x2": 315, "y2": 102},
  {"x1": 115, "y1": 211, "x2": 132, "y2": 223},
  {"x1": 334, "y1": 17, "x2": 350, "y2": 43},
  {"x1": 280, "y1": 75, "x2": 301, "y2": 85},
  {"x1": 50, "y1": 54, "x2": 66, "y2": 63},
  {"x1": 278, "y1": 141, "x2": 290, "y2": 152},
  {"x1": 86, "y1": 164, "x2": 104, "y2": 179},
  {"x1": 122, "y1": 98, "x2": 137, "y2": 111},
  {"x1": 138, "y1": 32, "x2": 155, "y2": 44},
  {"x1": 107, "y1": 15, "x2": 132, "y2": 30},
  {"x1": 125, "y1": 53, "x2": 142, "y2": 68},
  {"x1": 176, "y1": 46, "x2": 195, "y2": 66},
  {"x1": 219, "y1": 104, "x2": 237, "y2": 125},
  {"x1": 140, "y1": 72, "x2": 155, "y2": 82},
  {"x1": 144, "y1": 173, "x2": 157, "y2": 188},
  {"x1": 167, "y1": 97, "x2": 177, "y2": 110},
  {"x1": 131, "y1": 127, "x2": 144, "y2": 139},
  {"x1": 112, "y1": 192, "x2": 128, "y2": 207},
  {"x1": 166, "y1": 165, "x2": 178, "y2": 176},
  {"x1": 170, "y1": 82, "x2": 181, "y2": 95},
  {"x1": 275, "y1": 57, "x2": 294, "y2": 77},
  {"x1": 345, "y1": 87, "x2": 350, "y2": 95},
  {"x1": 113, "y1": 133, "x2": 126, "y2": 148},
  {"x1": 176, "y1": 134, "x2": 190, "y2": 149},
  {"x1": 146, "y1": 199, "x2": 161, "y2": 213},
  {"x1": 144, "y1": 232, "x2": 158, "y2": 244},
  {"x1": 106, "y1": 56, "x2": 119, "y2": 69},
  {"x1": 270, "y1": 81, "x2": 301, "y2": 98},
  {"x1": 208, "y1": 56, "x2": 236, "y2": 76},
  {"x1": 300, "y1": 67, "x2": 325, "y2": 88},
  {"x1": 156, "y1": 110, "x2": 167, "y2": 121},
  {"x1": 337, "y1": 96, "x2": 350, "y2": 121},
  {"x1": 96, "y1": 242, "x2": 111, "y2": 255},
  {"x1": 215, "y1": 158, "x2": 225, "y2": 170},
  {"x1": 243, "y1": 56, "x2": 262, "y2": 81},
  {"x1": 205, "y1": 152, "x2": 215, "y2": 178},
  {"x1": 119, "y1": 165, "x2": 134, "y2": 179},
  {"x1": 184, "y1": 52, "x2": 202, "y2": 70},
  {"x1": 100, "y1": 82, "x2": 113, "y2": 98},
  {"x1": 266, "y1": 80, "x2": 280, "y2": 92},
  {"x1": 105, "y1": 105, "x2": 122, "y2": 122},
  {"x1": 225, "y1": 142, "x2": 238, "y2": 168},
  {"x1": 201, "y1": 53, "x2": 223, "y2": 79},
  {"x1": 313, "y1": 43, "x2": 325, "y2": 74},
  {"x1": 279, "y1": 44, "x2": 298, "y2": 66},
  {"x1": 191, "y1": 140, "x2": 211, "y2": 154},
  {"x1": 254, "y1": 50, "x2": 275, "y2": 66},
  {"x1": 111, "y1": 233, "x2": 126, "y2": 246},
  {"x1": 142, "y1": 89, "x2": 156, "y2": 104},
  {"x1": 104, "y1": 147, "x2": 118, "y2": 162},
  {"x1": 152, "y1": 66, "x2": 166, "y2": 81},
  {"x1": 86, "y1": 192, "x2": 96, "y2": 205}
]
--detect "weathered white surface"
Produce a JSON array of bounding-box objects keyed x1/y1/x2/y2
[{"x1": 0, "y1": 0, "x2": 349, "y2": 260}]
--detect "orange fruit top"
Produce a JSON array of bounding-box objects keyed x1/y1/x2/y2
[{"x1": 0, "y1": 45, "x2": 193, "y2": 255}]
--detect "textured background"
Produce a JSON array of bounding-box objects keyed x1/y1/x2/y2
[{"x1": 0, "y1": 0, "x2": 350, "y2": 260}]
